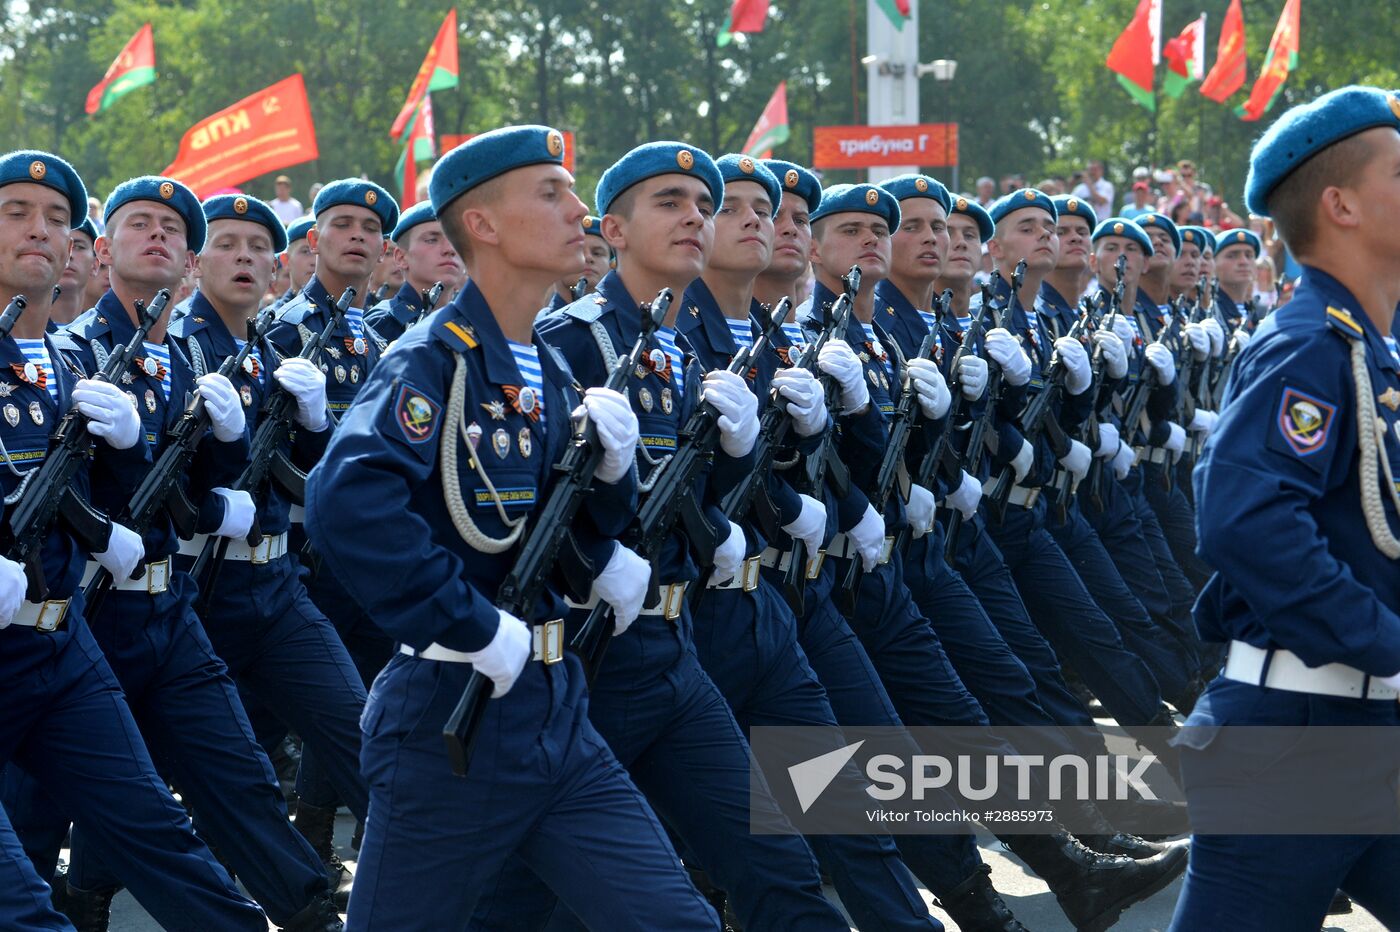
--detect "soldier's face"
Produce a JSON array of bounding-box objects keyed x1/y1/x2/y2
[
  {"x1": 1092, "y1": 238, "x2": 1145, "y2": 289},
  {"x1": 991, "y1": 208, "x2": 1058, "y2": 273},
  {"x1": 197, "y1": 219, "x2": 276, "y2": 312},
  {"x1": 1170, "y1": 243, "x2": 1202, "y2": 292},
  {"x1": 311, "y1": 206, "x2": 385, "y2": 282},
  {"x1": 581, "y1": 240, "x2": 611, "y2": 287},
  {"x1": 1145, "y1": 227, "x2": 1175, "y2": 272},
  {"x1": 608, "y1": 174, "x2": 714, "y2": 282},
  {"x1": 0, "y1": 183, "x2": 71, "y2": 295},
  {"x1": 766, "y1": 200, "x2": 811, "y2": 280},
  {"x1": 890, "y1": 198, "x2": 949, "y2": 284},
  {"x1": 1054, "y1": 216, "x2": 1092, "y2": 273},
  {"x1": 811, "y1": 212, "x2": 890, "y2": 285},
  {"x1": 940, "y1": 214, "x2": 981, "y2": 283},
  {"x1": 285, "y1": 240, "x2": 316, "y2": 290},
  {"x1": 402, "y1": 220, "x2": 465, "y2": 292},
  {"x1": 98, "y1": 201, "x2": 193, "y2": 289},
  {"x1": 1199, "y1": 249, "x2": 1215, "y2": 280},
  {"x1": 709, "y1": 181, "x2": 774, "y2": 276},
  {"x1": 60, "y1": 232, "x2": 95, "y2": 295},
  {"x1": 371, "y1": 247, "x2": 404, "y2": 289},
  {"x1": 1216, "y1": 243, "x2": 1256, "y2": 288}
]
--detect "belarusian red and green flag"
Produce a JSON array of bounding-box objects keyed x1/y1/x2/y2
[
  {"x1": 1238, "y1": 0, "x2": 1300, "y2": 121},
  {"x1": 741, "y1": 82, "x2": 790, "y2": 158},
  {"x1": 1106, "y1": 0, "x2": 1162, "y2": 111},
  {"x1": 874, "y1": 0, "x2": 912, "y2": 31},
  {"x1": 717, "y1": 0, "x2": 769, "y2": 47},
  {"x1": 1163, "y1": 14, "x2": 1206, "y2": 98},
  {"x1": 395, "y1": 96, "x2": 436, "y2": 207},
  {"x1": 85, "y1": 23, "x2": 155, "y2": 115},
  {"x1": 390, "y1": 10, "x2": 458, "y2": 140},
  {"x1": 1199, "y1": 0, "x2": 1247, "y2": 103}
]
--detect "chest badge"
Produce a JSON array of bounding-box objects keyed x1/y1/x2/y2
[
  {"x1": 1380, "y1": 387, "x2": 1400, "y2": 412},
  {"x1": 661, "y1": 387, "x2": 673, "y2": 414},
  {"x1": 349, "y1": 364, "x2": 360, "y2": 384},
  {"x1": 243, "y1": 355, "x2": 260, "y2": 379},
  {"x1": 144, "y1": 389, "x2": 157, "y2": 414},
  {"x1": 638, "y1": 386, "x2": 654, "y2": 412},
  {"x1": 465, "y1": 421, "x2": 482, "y2": 451},
  {"x1": 3, "y1": 404, "x2": 18, "y2": 427},
  {"x1": 334, "y1": 365, "x2": 346, "y2": 383},
  {"x1": 27, "y1": 401, "x2": 43, "y2": 425},
  {"x1": 492, "y1": 428, "x2": 511, "y2": 459},
  {"x1": 326, "y1": 345, "x2": 342, "y2": 360},
  {"x1": 0, "y1": 382, "x2": 14, "y2": 397},
  {"x1": 239, "y1": 384, "x2": 253, "y2": 407},
  {"x1": 518, "y1": 428, "x2": 532, "y2": 458},
  {"x1": 481, "y1": 400, "x2": 507, "y2": 421}
]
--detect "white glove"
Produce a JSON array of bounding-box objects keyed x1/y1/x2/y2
[
  {"x1": 212, "y1": 488, "x2": 255, "y2": 540},
  {"x1": 1107, "y1": 313, "x2": 1137, "y2": 348},
  {"x1": 1201, "y1": 318, "x2": 1226, "y2": 358},
  {"x1": 946, "y1": 470, "x2": 982, "y2": 521},
  {"x1": 1054, "y1": 336, "x2": 1091, "y2": 396},
  {"x1": 1010, "y1": 438, "x2": 1035, "y2": 484},
  {"x1": 74, "y1": 378, "x2": 141, "y2": 450},
  {"x1": 984, "y1": 328, "x2": 1030, "y2": 386},
  {"x1": 196, "y1": 373, "x2": 246, "y2": 442},
  {"x1": 1094, "y1": 422, "x2": 1121, "y2": 459},
  {"x1": 581, "y1": 387, "x2": 638, "y2": 484},
  {"x1": 0, "y1": 556, "x2": 24, "y2": 628},
  {"x1": 1111, "y1": 440, "x2": 1136, "y2": 480},
  {"x1": 907, "y1": 357, "x2": 951, "y2": 419},
  {"x1": 593, "y1": 544, "x2": 649, "y2": 637},
  {"x1": 1144, "y1": 342, "x2": 1176, "y2": 385},
  {"x1": 956, "y1": 354, "x2": 987, "y2": 400},
  {"x1": 1187, "y1": 408, "x2": 1219, "y2": 436},
  {"x1": 702, "y1": 370, "x2": 759, "y2": 458},
  {"x1": 1092, "y1": 330, "x2": 1129, "y2": 380},
  {"x1": 1164, "y1": 422, "x2": 1187, "y2": 454},
  {"x1": 1231, "y1": 327, "x2": 1252, "y2": 352},
  {"x1": 95, "y1": 522, "x2": 144, "y2": 582},
  {"x1": 273, "y1": 357, "x2": 328, "y2": 432},
  {"x1": 848, "y1": 504, "x2": 886, "y2": 572},
  {"x1": 464, "y1": 609, "x2": 532, "y2": 697},
  {"x1": 781, "y1": 493, "x2": 827, "y2": 558},
  {"x1": 817, "y1": 340, "x2": 870, "y2": 414},
  {"x1": 1057, "y1": 439, "x2": 1091, "y2": 483},
  {"x1": 710, "y1": 520, "x2": 747, "y2": 586},
  {"x1": 906, "y1": 483, "x2": 936, "y2": 538},
  {"x1": 1184, "y1": 322, "x2": 1210, "y2": 361},
  {"x1": 772, "y1": 368, "x2": 827, "y2": 437}
]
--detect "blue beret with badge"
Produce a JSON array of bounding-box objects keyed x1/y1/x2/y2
[
  {"x1": 810, "y1": 183, "x2": 901, "y2": 231},
  {"x1": 990, "y1": 188, "x2": 1058, "y2": 227},
  {"x1": 1052, "y1": 194, "x2": 1098, "y2": 230},
  {"x1": 1214, "y1": 227, "x2": 1262, "y2": 257},
  {"x1": 391, "y1": 202, "x2": 436, "y2": 243},
  {"x1": 762, "y1": 159, "x2": 822, "y2": 214},
  {"x1": 202, "y1": 194, "x2": 288, "y2": 253},
  {"x1": 879, "y1": 173, "x2": 952, "y2": 215},
  {"x1": 1245, "y1": 85, "x2": 1400, "y2": 216},
  {"x1": 715, "y1": 154, "x2": 782, "y2": 212},
  {"x1": 947, "y1": 194, "x2": 994, "y2": 243},
  {"x1": 581, "y1": 215, "x2": 605, "y2": 238},
  {"x1": 1135, "y1": 211, "x2": 1181, "y2": 257},
  {"x1": 285, "y1": 216, "x2": 314, "y2": 248},
  {"x1": 74, "y1": 217, "x2": 99, "y2": 244},
  {"x1": 312, "y1": 178, "x2": 399, "y2": 235},
  {"x1": 596, "y1": 141, "x2": 724, "y2": 218},
  {"x1": 1091, "y1": 217, "x2": 1154, "y2": 257},
  {"x1": 104, "y1": 175, "x2": 207, "y2": 252},
  {"x1": 1179, "y1": 225, "x2": 1214, "y2": 253},
  {"x1": 0, "y1": 150, "x2": 88, "y2": 228},
  {"x1": 430, "y1": 124, "x2": 567, "y2": 216}
]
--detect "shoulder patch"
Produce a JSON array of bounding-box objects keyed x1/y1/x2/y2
[
  {"x1": 1276, "y1": 385, "x2": 1336, "y2": 457},
  {"x1": 393, "y1": 382, "x2": 442, "y2": 446},
  {"x1": 1325, "y1": 306, "x2": 1364, "y2": 339}
]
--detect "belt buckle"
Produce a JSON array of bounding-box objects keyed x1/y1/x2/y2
[
  {"x1": 1132, "y1": 447, "x2": 1145, "y2": 467},
  {"x1": 147, "y1": 559, "x2": 169, "y2": 594},
  {"x1": 806, "y1": 549, "x2": 825, "y2": 579},
  {"x1": 741, "y1": 556, "x2": 760, "y2": 592},
  {"x1": 536, "y1": 619, "x2": 564, "y2": 664},
  {"x1": 251, "y1": 536, "x2": 272, "y2": 564},
  {"x1": 879, "y1": 536, "x2": 895, "y2": 565},
  {"x1": 36, "y1": 599, "x2": 67, "y2": 633},
  {"x1": 663, "y1": 583, "x2": 686, "y2": 621},
  {"x1": 1025, "y1": 488, "x2": 1040, "y2": 509}
]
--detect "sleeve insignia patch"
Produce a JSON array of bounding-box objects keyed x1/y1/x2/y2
[
  {"x1": 394, "y1": 383, "x2": 441, "y2": 445},
  {"x1": 1277, "y1": 386, "x2": 1336, "y2": 457}
]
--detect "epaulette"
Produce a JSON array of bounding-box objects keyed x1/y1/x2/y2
[
  {"x1": 166, "y1": 312, "x2": 211, "y2": 339},
  {"x1": 364, "y1": 297, "x2": 394, "y2": 323},
  {"x1": 47, "y1": 328, "x2": 84, "y2": 355},
  {"x1": 276, "y1": 296, "x2": 319, "y2": 327},
  {"x1": 433, "y1": 315, "x2": 479, "y2": 353},
  {"x1": 561, "y1": 293, "x2": 610, "y2": 324},
  {"x1": 63, "y1": 311, "x2": 111, "y2": 341},
  {"x1": 1325, "y1": 305, "x2": 1365, "y2": 341}
]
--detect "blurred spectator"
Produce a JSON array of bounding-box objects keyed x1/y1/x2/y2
[
  {"x1": 1071, "y1": 159, "x2": 1114, "y2": 221},
  {"x1": 86, "y1": 196, "x2": 105, "y2": 234},
  {"x1": 270, "y1": 174, "x2": 304, "y2": 223},
  {"x1": 975, "y1": 176, "x2": 996, "y2": 207},
  {"x1": 307, "y1": 182, "x2": 324, "y2": 209},
  {"x1": 1123, "y1": 181, "x2": 1153, "y2": 219}
]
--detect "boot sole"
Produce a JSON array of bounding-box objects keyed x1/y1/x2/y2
[{"x1": 1072, "y1": 850, "x2": 1188, "y2": 932}]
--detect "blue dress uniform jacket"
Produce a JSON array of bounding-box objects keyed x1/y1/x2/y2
[
  {"x1": 364, "y1": 281, "x2": 425, "y2": 345},
  {"x1": 266, "y1": 277, "x2": 382, "y2": 422}
]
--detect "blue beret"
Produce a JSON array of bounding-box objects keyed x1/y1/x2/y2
[
  {"x1": 1178, "y1": 225, "x2": 1214, "y2": 253},
  {"x1": 1091, "y1": 217, "x2": 1154, "y2": 257},
  {"x1": 105, "y1": 176, "x2": 207, "y2": 253},
  {"x1": 763, "y1": 159, "x2": 821, "y2": 214},
  {"x1": 879, "y1": 173, "x2": 952, "y2": 215},
  {"x1": 715, "y1": 154, "x2": 781, "y2": 213},
  {"x1": 596, "y1": 142, "x2": 724, "y2": 218},
  {"x1": 430, "y1": 125, "x2": 567, "y2": 217},
  {"x1": 1245, "y1": 86, "x2": 1400, "y2": 216},
  {"x1": 1135, "y1": 211, "x2": 1181, "y2": 256},
  {"x1": 391, "y1": 202, "x2": 436, "y2": 243},
  {"x1": 0, "y1": 151, "x2": 87, "y2": 228},
  {"x1": 947, "y1": 194, "x2": 994, "y2": 242},
  {"x1": 74, "y1": 217, "x2": 98, "y2": 243},
  {"x1": 581, "y1": 215, "x2": 605, "y2": 238},
  {"x1": 202, "y1": 194, "x2": 288, "y2": 253},
  {"x1": 1051, "y1": 195, "x2": 1097, "y2": 230},
  {"x1": 285, "y1": 217, "x2": 314, "y2": 247},
  {"x1": 313, "y1": 178, "x2": 399, "y2": 235},
  {"x1": 810, "y1": 183, "x2": 901, "y2": 231},
  {"x1": 1214, "y1": 227, "x2": 1263, "y2": 257},
  {"x1": 990, "y1": 188, "x2": 1058, "y2": 226}
]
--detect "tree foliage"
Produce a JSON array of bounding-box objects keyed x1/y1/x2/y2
[{"x1": 1, "y1": 0, "x2": 1395, "y2": 207}]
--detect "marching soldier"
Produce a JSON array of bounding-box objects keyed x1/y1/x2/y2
[
  {"x1": 272, "y1": 217, "x2": 317, "y2": 310},
  {"x1": 545, "y1": 215, "x2": 611, "y2": 312},
  {"x1": 933, "y1": 195, "x2": 996, "y2": 323},
  {"x1": 52, "y1": 217, "x2": 99, "y2": 327},
  {"x1": 363, "y1": 202, "x2": 465, "y2": 343},
  {"x1": 1212, "y1": 227, "x2": 1263, "y2": 325}
]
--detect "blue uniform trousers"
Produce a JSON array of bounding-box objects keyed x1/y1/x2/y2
[
  {"x1": 1139, "y1": 461, "x2": 1211, "y2": 592},
  {"x1": 982, "y1": 502, "x2": 1164, "y2": 725},
  {"x1": 0, "y1": 613, "x2": 264, "y2": 931},
  {"x1": 0, "y1": 805, "x2": 70, "y2": 932},
  {"x1": 350, "y1": 651, "x2": 718, "y2": 932},
  {"x1": 692, "y1": 579, "x2": 941, "y2": 931}
]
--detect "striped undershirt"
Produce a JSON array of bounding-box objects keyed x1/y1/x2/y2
[
  {"x1": 726, "y1": 317, "x2": 755, "y2": 351},
  {"x1": 142, "y1": 341, "x2": 172, "y2": 400},
  {"x1": 507, "y1": 340, "x2": 546, "y2": 426},
  {"x1": 13, "y1": 338, "x2": 57, "y2": 401},
  {"x1": 656, "y1": 326, "x2": 685, "y2": 398}
]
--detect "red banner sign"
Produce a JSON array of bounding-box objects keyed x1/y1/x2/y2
[
  {"x1": 812, "y1": 124, "x2": 958, "y2": 170},
  {"x1": 439, "y1": 131, "x2": 576, "y2": 174}
]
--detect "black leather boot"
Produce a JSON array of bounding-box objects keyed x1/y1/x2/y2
[
  {"x1": 1005, "y1": 831, "x2": 1186, "y2": 931},
  {"x1": 280, "y1": 892, "x2": 344, "y2": 931},
  {"x1": 294, "y1": 800, "x2": 352, "y2": 909},
  {"x1": 939, "y1": 864, "x2": 1029, "y2": 931},
  {"x1": 61, "y1": 883, "x2": 119, "y2": 932},
  {"x1": 1067, "y1": 796, "x2": 1191, "y2": 861}
]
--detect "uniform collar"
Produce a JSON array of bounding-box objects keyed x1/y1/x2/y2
[
  {"x1": 593, "y1": 270, "x2": 645, "y2": 341},
  {"x1": 1039, "y1": 280, "x2": 1076, "y2": 316},
  {"x1": 440, "y1": 279, "x2": 567, "y2": 388},
  {"x1": 1300, "y1": 265, "x2": 1400, "y2": 374},
  {"x1": 186, "y1": 291, "x2": 239, "y2": 356},
  {"x1": 394, "y1": 281, "x2": 425, "y2": 314},
  {"x1": 677, "y1": 278, "x2": 746, "y2": 355},
  {"x1": 95, "y1": 289, "x2": 143, "y2": 346},
  {"x1": 809, "y1": 279, "x2": 865, "y2": 344}
]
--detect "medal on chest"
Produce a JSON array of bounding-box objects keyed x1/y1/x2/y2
[
  {"x1": 502, "y1": 384, "x2": 540, "y2": 422},
  {"x1": 11, "y1": 361, "x2": 44, "y2": 390},
  {"x1": 344, "y1": 335, "x2": 367, "y2": 357}
]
